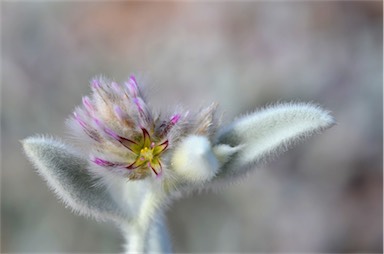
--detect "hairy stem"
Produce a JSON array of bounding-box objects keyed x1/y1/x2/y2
[{"x1": 123, "y1": 191, "x2": 171, "y2": 253}]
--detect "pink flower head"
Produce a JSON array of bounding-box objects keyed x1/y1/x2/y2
[{"x1": 69, "y1": 75, "x2": 219, "y2": 181}]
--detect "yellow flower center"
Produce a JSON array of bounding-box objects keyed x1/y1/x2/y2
[{"x1": 139, "y1": 146, "x2": 154, "y2": 162}]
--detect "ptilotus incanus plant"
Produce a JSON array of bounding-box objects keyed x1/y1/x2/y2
[{"x1": 22, "y1": 75, "x2": 335, "y2": 253}]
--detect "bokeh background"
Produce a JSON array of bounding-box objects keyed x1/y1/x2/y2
[{"x1": 1, "y1": 2, "x2": 382, "y2": 253}]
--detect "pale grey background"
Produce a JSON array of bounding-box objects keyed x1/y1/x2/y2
[{"x1": 1, "y1": 2, "x2": 382, "y2": 253}]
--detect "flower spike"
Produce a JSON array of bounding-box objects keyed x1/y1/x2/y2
[{"x1": 23, "y1": 74, "x2": 334, "y2": 254}]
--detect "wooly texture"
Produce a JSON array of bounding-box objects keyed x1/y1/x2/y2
[
  {"x1": 22, "y1": 136, "x2": 128, "y2": 222},
  {"x1": 213, "y1": 103, "x2": 335, "y2": 182},
  {"x1": 22, "y1": 77, "x2": 334, "y2": 254}
]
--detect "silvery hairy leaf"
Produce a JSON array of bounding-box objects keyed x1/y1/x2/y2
[
  {"x1": 213, "y1": 103, "x2": 335, "y2": 181},
  {"x1": 22, "y1": 136, "x2": 130, "y2": 222}
]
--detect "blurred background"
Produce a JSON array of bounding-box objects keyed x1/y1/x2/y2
[{"x1": 1, "y1": 2, "x2": 382, "y2": 253}]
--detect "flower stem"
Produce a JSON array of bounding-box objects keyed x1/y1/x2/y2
[{"x1": 123, "y1": 191, "x2": 171, "y2": 253}]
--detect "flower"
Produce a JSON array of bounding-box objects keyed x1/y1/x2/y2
[
  {"x1": 23, "y1": 73, "x2": 335, "y2": 253},
  {"x1": 68, "y1": 75, "x2": 217, "y2": 181}
]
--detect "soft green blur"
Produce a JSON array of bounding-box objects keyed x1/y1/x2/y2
[{"x1": 1, "y1": 2, "x2": 382, "y2": 253}]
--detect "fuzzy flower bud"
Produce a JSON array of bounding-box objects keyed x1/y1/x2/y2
[{"x1": 171, "y1": 135, "x2": 219, "y2": 183}]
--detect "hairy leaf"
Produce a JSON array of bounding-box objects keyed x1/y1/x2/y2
[
  {"x1": 22, "y1": 136, "x2": 129, "y2": 222},
  {"x1": 214, "y1": 103, "x2": 335, "y2": 180}
]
